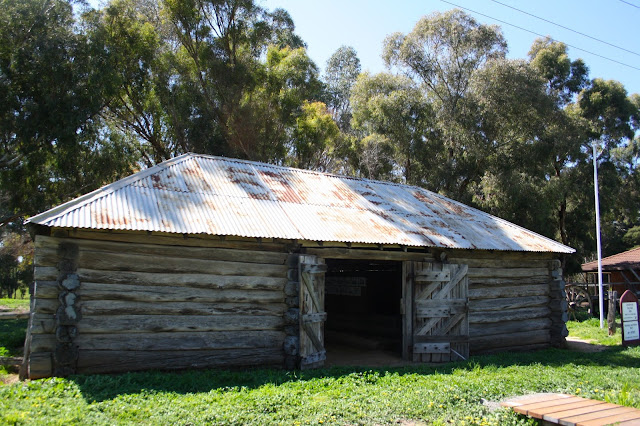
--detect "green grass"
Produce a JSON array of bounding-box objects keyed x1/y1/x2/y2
[
  {"x1": 1, "y1": 346, "x2": 639, "y2": 425},
  {"x1": 566, "y1": 317, "x2": 623, "y2": 346},
  {"x1": 0, "y1": 297, "x2": 29, "y2": 311}
]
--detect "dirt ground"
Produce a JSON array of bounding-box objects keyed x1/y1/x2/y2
[
  {"x1": 564, "y1": 336, "x2": 610, "y2": 353},
  {"x1": 325, "y1": 343, "x2": 412, "y2": 368},
  {"x1": 324, "y1": 336, "x2": 612, "y2": 368}
]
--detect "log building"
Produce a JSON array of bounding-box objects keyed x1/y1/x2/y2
[{"x1": 23, "y1": 153, "x2": 573, "y2": 378}]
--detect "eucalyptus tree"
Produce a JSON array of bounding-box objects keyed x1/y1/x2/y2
[
  {"x1": 381, "y1": 9, "x2": 507, "y2": 198},
  {"x1": 351, "y1": 72, "x2": 432, "y2": 184},
  {"x1": 162, "y1": 0, "x2": 324, "y2": 162},
  {"x1": 572, "y1": 79, "x2": 640, "y2": 259},
  {"x1": 524, "y1": 39, "x2": 639, "y2": 269},
  {"x1": 0, "y1": 0, "x2": 139, "y2": 228},
  {"x1": 325, "y1": 46, "x2": 361, "y2": 132},
  {"x1": 468, "y1": 58, "x2": 561, "y2": 236}
]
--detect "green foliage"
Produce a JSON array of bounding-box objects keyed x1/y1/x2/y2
[
  {"x1": 289, "y1": 101, "x2": 341, "y2": 170},
  {"x1": 528, "y1": 37, "x2": 589, "y2": 104},
  {"x1": 325, "y1": 46, "x2": 361, "y2": 132},
  {"x1": 0, "y1": 232, "x2": 33, "y2": 299},
  {"x1": 1, "y1": 348, "x2": 639, "y2": 424},
  {"x1": 0, "y1": 318, "x2": 27, "y2": 357},
  {"x1": 0, "y1": 0, "x2": 140, "y2": 227},
  {"x1": 161, "y1": 0, "x2": 329, "y2": 162},
  {"x1": 351, "y1": 72, "x2": 432, "y2": 184},
  {"x1": 605, "y1": 382, "x2": 640, "y2": 407}
]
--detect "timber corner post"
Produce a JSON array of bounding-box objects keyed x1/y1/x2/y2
[
  {"x1": 283, "y1": 253, "x2": 301, "y2": 369},
  {"x1": 54, "y1": 241, "x2": 81, "y2": 376},
  {"x1": 548, "y1": 259, "x2": 569, "y2": 347}
]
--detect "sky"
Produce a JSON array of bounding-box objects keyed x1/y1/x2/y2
[{"x1": 259, "y1": 0, "x2": 640, "y2": 96}]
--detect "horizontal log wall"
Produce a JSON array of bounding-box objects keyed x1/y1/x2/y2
[
  {"x1": 447, "y1": 250, "x2": 557, "y2": 354},
  {"x1": 27, "y1": 231, "x2": 290, "y2": 377}
]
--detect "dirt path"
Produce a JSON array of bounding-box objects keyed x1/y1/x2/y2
[{"x1": 565, "y1": 336, "x2": 610, "y2": 353}]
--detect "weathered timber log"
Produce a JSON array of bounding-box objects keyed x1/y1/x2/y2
[
  {"x1": 76, "y1": 348, "x2": 284, "y2": 374},
  {"x1": 65, "y1": 229, "x2": 289, "y2": 252},
  {"x1": 28, "y1": 352, "x2": 52, "y2": 379},
  {"x1": 36, "y1": 235, "x2": 289, "y2": 265},
  {"x1": 448, "y1": 258, "x2": 553, "y2": 269},
  {"x1": 31, "y1": 298, "x2": 60, "y2": 314},
  {"x1": 467, "y1": 277, "x2": 549, "y2": 286},
  {"x1": 304, "y1": 247, "x2": 430, "y2": 261},
  {"x1": 0, "y1": 312, "x2": 29, "y2": 320},
  {"x1": 469, "y1": 318, "x2": 552, "y2": 337},
  {"x1": 448, "y1": 251, "x2": 554, "y2": 261},
  {"x1": 64, "y1": 330, "x2": 285, "y2": 351},
  {"x1": 468, "y1": 284, "x2": 549, "y2": 299},
  {"x1": 29, "y1": 313, "x2": 56, "y2": 334},
  {"x1": 32, "y1": 314, "x2": 285, "y2": 334},
  {"x1": 467, "y1": 267, "x2": 549, "y2": 279},
  {"x1": 30, "y1": 281, "x2": 58, "y2": 299},
  {"x1": 299, "y1": 240, "x2": 404, "y2": 249},
  {"x1": 470, "y1": 329, "x2": 550, "y2": 352},
  {"x1": 77, "y1": 300, "x2": 286, "y2": 316},
  {"x1": 470, "y1": 296, "x2": 549, "y2": 312},
  {"x1": 73, "y1": 269, "x2": 286, "y2": 290},
  {"x1": 76, "y1": 282, "x2": 284, "y2": 304},
  {"x1": 36, "y1": 249, "x2": 288, "y2": 277},
  {"x1": 469, "y1": 307, "x2": 551, "y2": 324},
  {"x1": 34, "y1": 267, "x2": 58, "y2": 281},
  {"x1": 0, "y1": 356, "x2": 23, "y2": 367},
  {"x1": 29, "y1": 334, "x2": 55, "y2": 353},
  {"x1": 34, "y1": 268, "x2": 287, "y2": 291}
]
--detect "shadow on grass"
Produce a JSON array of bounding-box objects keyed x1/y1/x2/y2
[{"x1": 68, "y1": 345, "x2": 640, "y2": 403}]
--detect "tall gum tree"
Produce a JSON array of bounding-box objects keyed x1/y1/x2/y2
[
  {"x1": 0, "y1": 0, "x2": 138, "y2": 228},
  {"x1": 325, "y1": 46, "x2": 361, "y2": 133},
  {"x1": 162, "y1": 0, "x2": 327, "y2": 161},
  {"x1": 381, "y1": 9, "x2": 507, "y2": 198},
  {"x1": 351, "y1": 72, "x2": 433, "y2": 184}
]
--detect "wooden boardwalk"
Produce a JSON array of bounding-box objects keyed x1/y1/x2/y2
[{"x1": 502, "y1": 393, "x2": 640, "y2": 425}]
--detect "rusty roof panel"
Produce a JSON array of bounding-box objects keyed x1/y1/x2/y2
[{"x1": 28, "y1": 153, "x2": 574, "y2": 253}]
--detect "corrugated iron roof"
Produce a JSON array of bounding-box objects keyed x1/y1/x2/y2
[
  {"x1": 28, "y1": 153, "x2": 574, "y2": 253},
  {"x1": 582, "y1": 247, "x2": 640, "y2": 271}
]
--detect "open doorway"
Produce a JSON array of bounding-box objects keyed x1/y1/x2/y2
[{"x1": 323, "y1": 258, "x2": 405, "y2": 366}]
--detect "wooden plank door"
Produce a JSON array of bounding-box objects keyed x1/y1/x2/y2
[
  {"x1": 406, "y1": 261, "x2": 469, "y2": 362},
  {"x1": 299, "y1": 255, "x2": 327, "y2": 369}
]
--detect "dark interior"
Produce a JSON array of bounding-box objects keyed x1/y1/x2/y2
[{"x1": 324, "y1": 259, "x2": 403, "y2": 354}]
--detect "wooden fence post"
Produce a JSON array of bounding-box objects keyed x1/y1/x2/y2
[{"x1": 608, "y1": 290, "x2": 617, "y2": 335}]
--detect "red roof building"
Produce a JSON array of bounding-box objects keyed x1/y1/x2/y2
[{"x1": 582, "y1": 247, "x2": 640, "y2": 295}]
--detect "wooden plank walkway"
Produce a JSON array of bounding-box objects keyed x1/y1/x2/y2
[{"x1": 502, "y1": 393, "x2": 640, "y2": 425}]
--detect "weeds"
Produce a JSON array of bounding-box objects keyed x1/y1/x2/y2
[{"x1": 1, "y1": 346, "x2": 638, "y2": 425}]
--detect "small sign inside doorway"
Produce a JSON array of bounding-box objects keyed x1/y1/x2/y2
[{"x1": 326, "y1": 276, "x2": 366, "y2": 296}]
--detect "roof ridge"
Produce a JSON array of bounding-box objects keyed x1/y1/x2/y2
[{"x1": 190, "y1": 152, "x2": 423, "y2": 190}]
